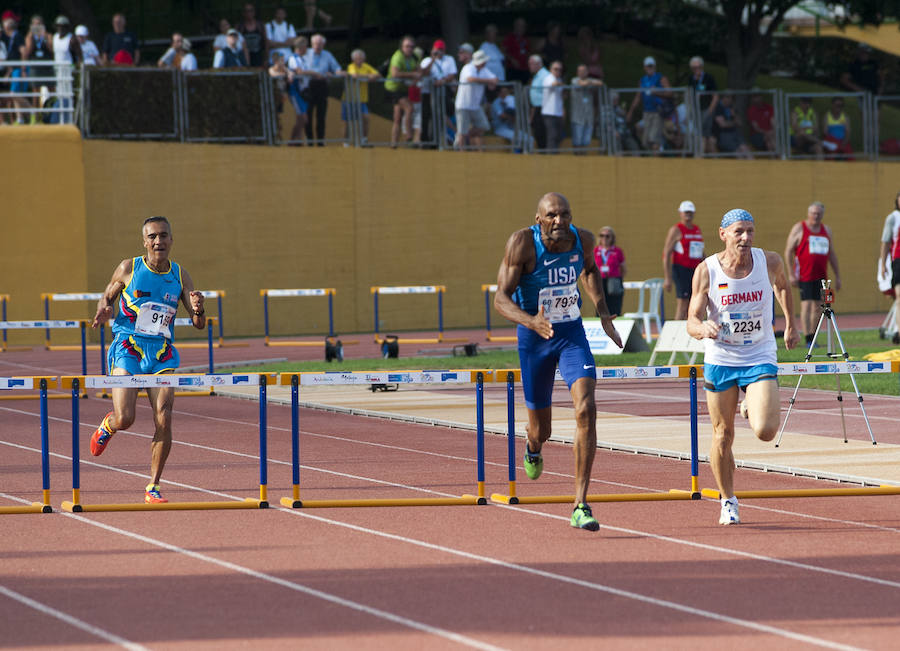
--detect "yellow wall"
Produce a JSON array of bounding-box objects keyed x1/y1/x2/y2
[
  {"x1": 3, "y1": 128, "x2": 896, "y2": 342},
  {"x1": 0, "y1": 127, "x2": 88, "y2": 345}
]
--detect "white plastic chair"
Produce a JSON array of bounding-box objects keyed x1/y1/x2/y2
[{"x1": 622, "y1": 278, "x2": 664, "y2": 343}]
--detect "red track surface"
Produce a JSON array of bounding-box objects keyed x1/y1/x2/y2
[{"x1": 2, "y1": 317, "x2": 899, "y2": 649}]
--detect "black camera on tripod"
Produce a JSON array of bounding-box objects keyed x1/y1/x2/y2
[{"x1": 820, "y1": 279, "x2": 834, "y2": 307}]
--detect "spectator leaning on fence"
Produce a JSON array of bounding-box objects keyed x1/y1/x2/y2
[
  {"x1": 455, "y1": 49, "x2": 497, "y2": 151},
  {"x1": 266, "y1": 6, "x2": 296, "y2": 65},
  {"x1": 687, "y1": 56, "x2": 718, "y2": 154},
  {"x1": 420, "y1": 40, "x2": 457, "y2": 147},
  {"x1": 528, "y1": 54, "x2": 549, "y2": 150},
  {"x1": 570, "y1": 63, "x2": 603, "y2": 153},
  {"x1": 303, "y1": 34, "x2": 342, "y2": 145},
  {"x1": 626, "y1": 56, "x2": 672, "y2": 154},
  {"x1": 541, "y1": 60, "x2": 565, "y2": 153},
  {"x1": 386, "y1": 36, "x2": 420, "y2": 148},
  {"x1": 747, "y1": 90, "x2": 775, "y2": 152},
  {"x1": 342, "y1": 48, "x2": 380, "y2": 144},
  {"x1": 75, "y1": 26, "x2": 99, "y2": 66},
  {"x1": 213, "y1": 29, "x2": 247, "y2": 68},
  {"x1": 101, "y1": 12, "x2": 139, "y2": 66},
  {"x1": 286, "y1": 36, "x2": 312, "y2": 143},
  {"x1": 503, "y1": 16, "x2": 530, "y2": 84}
]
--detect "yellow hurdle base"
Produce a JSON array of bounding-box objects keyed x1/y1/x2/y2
[
  {"x1": 61, "y1": 497, "x2": 267, "y2": 512},
  {"x1": 1, "y1": 345, "x2": 34, "y2": 352},
  {"x1": 491, "y1": 490, "x2": 698, "y2": 505},
  {"x1": 279, "y1": 495, "x2": 485, "y2": 508},
  {"x1": 701, "y1": 486, "x2": 900, "y2": 500},
  {"x1": 486, "y1": 335, "x2": 518, "y2": 343},
  {"x1": 0, "y1": 502, "x2": 52, "y2": 514},
  {"x1": 267, "y1": 340, "x2": 359, "y2": 347},
  {"x1": 0, "y1": 393, "x2": 77, "y2": 401}
]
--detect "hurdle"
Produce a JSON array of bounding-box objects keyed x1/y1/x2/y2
[
  {"x1": 0, "y1": 322, "x2": 93, "y2": 397},
  {"x1": 42, "y1": 290, "x2": 230, "y2": 350},
  {"x1": 372, "y1": 285, "x2": 467, "y2": 344},
  {"x1": 93, "y1": 318, "x2": 218, "y2": 399},
  {"x1": 0, "y1": 377, "x2": 56, "y2": 514},
  {"x1": 701, "y1": 360, "x2": 900, "y2": 500},
  {"x1": 0, "y1": 294, "x2": 31, "y2": 352},
  {"x1": 278, "y1": 369, "x2": 490, "y2": 508},
  {"x1": 491, "y1": 365, "x2": 702, "y2": 504},
  {"x1": 261, "y1": 288, "x2": 358, "y2": 347},
  {"x1": 59, "y1": 373, "x2": 275, "y2": 512},
  {"x1": 481, "y1": 284, "x2": 517, "y2": 342}
]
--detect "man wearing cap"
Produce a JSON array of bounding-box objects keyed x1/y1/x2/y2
[
  {"x1": 101, "y1": 13, "x2": 139, "y2": 66},
  {"x1": 52, "y1": 16, "x2": 82, "y2": 64},
  {"x1": 74, "y1": 25, "x2": 99, "y2": 66},
  {"x1": 784, "y1": 202, "x2": 841, "y2": 346},
  {"x1": 213, "y1": 29, "x2": 247, "y2": 68},
  {"x1": 455, "y1": 49, "x2": 496, "y2": 151},
  {"x1": 626, "y1": 56, "x2": 671, "y2": 153},
  {"x1": 419, "y1": 39, "x2": 457, "y2": 146},
  {"x1": 663, "y1": 200, "x2": 704, "y2": 320},
  {"x1": 687, "y1": 209, "x2": 799, "y2": 525}
]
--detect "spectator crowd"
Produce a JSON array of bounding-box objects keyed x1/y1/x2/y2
[{"x1": 0, "y1": 4, "x2": 889, "y2": 158}]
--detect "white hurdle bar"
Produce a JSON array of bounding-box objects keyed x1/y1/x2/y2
[
  {"x1": 371, "y1": 285, "x2": 466, "y2": 344},
  {"x1": 60, "y1": 373, "x2": 276, "y2": 512}
]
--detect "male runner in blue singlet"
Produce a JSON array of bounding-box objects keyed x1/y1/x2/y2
[
  {"x1": 687, "y1": 209, "x2": 799, "y2": 525},
  {"x1": 90, "y1": 216, "x2": 206, "y2": 503},
  {"x1": 495, "y1": 193, "x2": 622, "y2": 531}
]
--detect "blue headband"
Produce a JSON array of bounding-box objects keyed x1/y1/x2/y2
[{"x1": 720, "y1": 209, "x2": 754, "y2": 229}]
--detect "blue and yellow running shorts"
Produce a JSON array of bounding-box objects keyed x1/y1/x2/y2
[
  {"x1": 703, "y1": 363, "x2": 778, "y2": 392},
  {"x1": 107, "y1": 333, "x2": 179, "y2": 375},
  {"x1": 517, "y1": 319, "x2": 596, "y2": 410}
]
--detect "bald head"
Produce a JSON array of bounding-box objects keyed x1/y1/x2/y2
[{"x1": 537, "y1": 192, "x2": 569, "y2": 214}]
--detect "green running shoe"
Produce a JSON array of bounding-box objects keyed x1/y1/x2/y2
[
  {"x1": 571, "y1": 503, "x2": 600, "y2": 531},
  {"x1": 523, "y1": 446, "x2": 543, "y2": 480}
]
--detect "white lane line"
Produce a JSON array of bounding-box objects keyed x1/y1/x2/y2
[
  {"x1": 0, "y1": 513, "x2": 148, "y2": 651},
  {"x1": 4, "y1": 406, "x2": 900, "y2": 585},
  {"x1": 63, "y1": 516, "x2": 506, "y2": 650},
  {"x1": 0, "y1": 451, "x2": 878, "y2": 649},
  {"x1": 283, "y1": 508, "x2": 863, "y2": 651}
]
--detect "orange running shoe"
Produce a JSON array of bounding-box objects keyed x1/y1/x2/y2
[
  {"x1": 90, "y1": 412, "x2": 116, "y2": 456},
  {"x1": 145, "y1": 484, "x2": 168, "y2": 504}
]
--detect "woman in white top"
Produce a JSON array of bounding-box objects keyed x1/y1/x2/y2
[{"x1": 75, "y1": 26, "x2": 100, "y2": 65}]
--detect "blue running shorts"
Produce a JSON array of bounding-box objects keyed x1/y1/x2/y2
[
  {"x1": 108, "y1": 333, "x2": 180, "y2": 375},
  {"x1": 703, "y1": 363, "x2": 778, "y2": 392},
  {"x1": 517, "y1": 319, "x2": 596, "y2": 410}
]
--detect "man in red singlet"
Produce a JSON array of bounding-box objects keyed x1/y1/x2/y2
[
  {"x1": 663, "y1": 200, "x2": 704, "y2": 320},
  {"x1": 784, "y1": 202, "x2": 841, "y2": 345}
]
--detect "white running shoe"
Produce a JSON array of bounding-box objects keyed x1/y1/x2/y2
[
  {"x1": 739, "y1": 399, "x2": 749, "y2": 419},
  {"x1": 719, "y1": 498, "x2": 740, "y2": 525}
]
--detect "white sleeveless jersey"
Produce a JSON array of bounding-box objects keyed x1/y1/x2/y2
[{"x1": 704, "y1": 247, "x2": 777, "y2": 366}]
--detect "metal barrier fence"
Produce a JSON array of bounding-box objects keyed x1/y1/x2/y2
[
  {"x1": 607, "y1": 86, "x2": 693, "y2": 157},
  {"x1": 692, "y1": 88, "x2": 784, "y2": 159},
  {"x1": 781, "y1": 91, "x2": 872, "y2": 161},
  {"x1": 0, "y1": 60, "x2": 75, "y2": 125},
  {"x1": 46, "y1": 65, "x2": 900, "y2": 160}
]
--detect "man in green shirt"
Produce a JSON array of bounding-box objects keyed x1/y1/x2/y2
[{"x1": 386, "y1": 35, "x2": 422, "y2": 147}]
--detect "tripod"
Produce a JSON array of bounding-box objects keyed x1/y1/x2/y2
[{"x1": 775, "y1": 279, "x2": 876, "y2": 446}]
